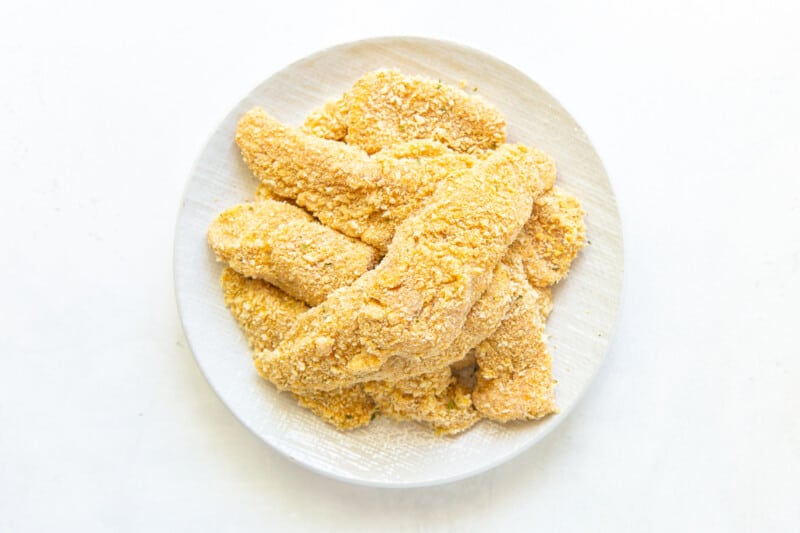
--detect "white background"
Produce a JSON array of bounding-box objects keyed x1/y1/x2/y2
[{"x1": 1, "y1": 1, "x2": 798, "y2": 531}]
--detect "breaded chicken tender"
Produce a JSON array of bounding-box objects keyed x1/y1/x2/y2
[
  {"x1": 294, "y1": 386, "x2": 378, "y2": 430},
  {"x1": 507, "y1": 186, "x2": 586, "y2": 287},
  {"x1": 222, "y1": 267, "x2": 480, "y2": 431},
  {"x1": 529, "y1": 147, "x2": 557, "y2": 186},
  {"x1": 217, "y1": 205, "x2": 521, "y2": 388},
  {"x1": 472, "y1": 276, "x2": 557, "y2": 421},
  {"x1": 236, "y1": 108, "x2": 480, "y2": 251},
  {"x1": 209, "y1": 200, "x2": 380, "y2": 306},
  {"x1": 221, "y1": 222, "x2": 564, "y2": 431},
  {"x1": 220, "y1": 268, "x2": 377, "y2": 429},
  {"x1": 256, "y1": 145, "x2": 542, "y2": 393},
  {"x1": 365, "y1": 369, "x2": 480, "y2": 436},
  {"x1": 220, "y1": 268, "x2": 309, "y2": 352},
  {"x1": 374, "y1": 259, "x2": 519, "y2": 379},
  {"x1": 254, "y1": 182, "x2": 282, "y2": 202},
  {"x1": 302, "y1": 99, "x2": 348, "y2": 141},
  {"x1": 302, "y1": 69, "x2": 506, "y2": 154}
]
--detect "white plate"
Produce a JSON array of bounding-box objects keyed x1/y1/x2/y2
[{"x1": 174, "y1": 36, "x2": 624, "y2": 487}]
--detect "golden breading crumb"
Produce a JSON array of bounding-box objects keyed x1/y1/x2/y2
[
  {"x1": 301, "y1": 99, "x2": 348, "y2": 141},
  {"x1": 365, "y1": 370, "x2": 480, "y2": 436},
  {"x1": 209, "y1": 200, "x2": 380, "y2": 306},
  {"x1": 507, "y1": 186, "x2": 587, "y2": 287},
  {"x1": 236, "y1": 108, "x2": 479, "y2": 252},
  {"x1": 294, "y1": 386, "x2": 376, "y2": 430},
  {"x1": 220, "y1": 268, "x2": 309, "y2": 352},
  {"x1": 301, "y1": 69, "x2": 506, "y2": 154},
  {"x1": 254, "y1": 182, "x2": 282, "y2": 202},
  {"x1": 472, "y1": 276, "x2": 557, "y2": 422},
  {"x1": 530, "y1": 147, "x2": 557, "y2": 186},
  {"x1": 255, "y1": 145, "x2": 540, "y2": 393}
]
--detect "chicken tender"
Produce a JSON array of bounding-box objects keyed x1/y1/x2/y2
[
  {"x1": 529, "y1": 147, "x2": 557, "y2": 186},
  {"x1": 236, "y1": 108, "x2": 479, "y2": 251},
  {"x1": 220, "y1": 209, "x2": 520, "y2": 385},
  {"x1": 472, "y1": 276, "x2": 557, "y2": 421},
  {"x1": 209, "y1": 200, "x2": 380, "y2": 306},
  {"x1": 375, "y1": 259, "x2": 519, "y2": 379},
  {"x1": 365, "y1": 369, "x2": 480, "y2": 436},
  {"x1": 254, "y1": 182, "x2": 282, "y2": 202},
  {"x1": 302, "y1": 98, "x2": 348, "y2": 141},
  {"x1": 256, "y1": 144, "x2": 541, "y2": 393},
  {"x1": 507, "y1": 186, "x2": 587, "y2": 287},
  {"x1": 302, "y1": 69, "x2": 506, "y2": 154},
  {"x1": 220, "y1": 218, "x2": 561, "y2": 430},
  {"x1": 222, "y1": 267, "x2": 479, "y2": 431},
  {"x1": 220, "y1": 268, "x2": 377, "y2": 429},
  {"x1": 294, "y1": 387, "x2": 378, "y2": 430},
  {"x1": 220, "y1": 267, "x2": 309, "y2": 352}
]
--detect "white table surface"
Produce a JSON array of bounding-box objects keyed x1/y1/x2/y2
[{"x1": 1, "y1": 1, "x2": 798, "y2": 531}]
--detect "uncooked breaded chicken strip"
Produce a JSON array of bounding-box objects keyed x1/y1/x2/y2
[
  {"x1": 365, "y1": 369, "x2": 480, "y2": 436},
  {"x1": 302, "y1": 98, "x2": 348, "y2": 141},
  {"x1": 472, "y1": 273, "x2": 557, "y2": 422},
  {"x1": 220, "y1": 268, "x2": 377, "y2": 429},
  {"x1": 301, "y1": 69, "x2": 506, "y2": 154},
  {"x1": 254, "y1": 182, "x2": 282, "y2": 202},
  {"x1": 236, "y1": 108, "x2": 479, "y2": 252},
  {"x1": 209, "y1": 200, "x2": 380, "y2": 306},
  {"x1": 529, "y1": 147, "x2": 557, "y2": 186},
  {"x1": 294, "y1": 387, "x2": 378, "y2": 430},
  {"x1": 256, "y1": 144, "x2": 542, "y2": 393},
  {"x1": 326, "y1": 260, "x2": 511, "y2": 431},
  {"x1": 375, "y1": 259, "x2": 519, "y2": 379},
  {"x1": 220, "y1": 268, "x2": 309, "y2": 353},
  {"x1": 221, "y1": 268, "x2": 478, "y2": 431},
  {"x1": 216, "y1": 200, "x2": 519, "y2": 383},
  {"x1": 506, "y1": 186, "x2": 586, "y2": 287}
]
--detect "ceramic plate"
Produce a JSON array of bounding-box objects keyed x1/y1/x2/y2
[{"x1": 174, "y1": 36, "x2": 624, "y2": 487}]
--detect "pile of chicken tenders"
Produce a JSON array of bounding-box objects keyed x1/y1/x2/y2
[{"x1": 207, "y1": 70, "x2": 586, "y2": 435}]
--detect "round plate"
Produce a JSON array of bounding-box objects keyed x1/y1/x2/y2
[{"x1": 174, "y1": 36, "x2": 624, "y2": 487}]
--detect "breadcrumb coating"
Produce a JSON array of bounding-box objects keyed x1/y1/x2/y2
[
  {"x1": 236, "y1": 108, "x2": 478, "y2": 252},
  {"x1": 254, "y1": 182, "x2": 282, "y2": 202},
  {"x1": 365, "y1": 370, "x2": 480, "y2": 436},
  {"x1": 472, "y1": 277, "x2": 557, "y2": 421},
  {"x1": 301, "y1": 99, "x2": 348, "y2": 141},
  {"x1": 529, "y1": 147, "x2": 557, "y2": 186},
  {"x1": 295, "y1": 386, "x2": 377, "y2": 430},
  {"x1": 255, "y1": 145, "x2": 541, "y2": 393},
  {"x1": 507, "y1": 186, "x2": 587, "y2": 287},
  {"x1": 220, "y1": 268, "x2": 309, "y2": 352},
  {"x1": 302, "y1": 69, "x2": 506, "y2": 154},
  {"x1": 208, "y1": 200, "x2": 380, "y2": 306}
]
